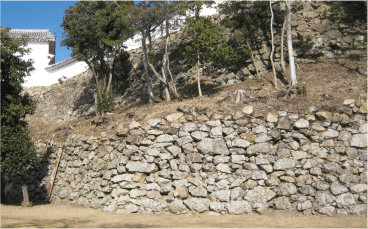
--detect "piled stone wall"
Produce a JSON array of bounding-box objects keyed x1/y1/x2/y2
[{"x1": 4, "y1": 99, "x2": 367, "y2": 216}]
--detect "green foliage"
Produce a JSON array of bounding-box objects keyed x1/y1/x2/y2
[
  {"x1": 291, "y1": 2, "x2": 304, "y2": 13},
  {"x1": 1, "y1": 28, "x2": 39, "y2": 179},
  {"x1": 61, "y1": 1, "x2": 134, "y2": 112},
  {"x1": 97, "y1": 89, "x2": 114, "y2": 114},
  {"x1": 183, "y1": 16, "x2": 239, "y2": 67},
  {"x1": 219, "y1": 1, "x2": 261, "y2": 55},
  {"x1": 326, "y1": 2, "x2": 346, "y2": 22}
]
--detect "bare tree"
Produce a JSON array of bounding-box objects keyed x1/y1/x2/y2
[
  {"x1": 270, "y1": 1, "x2": 277, "y2": 88},
  {"x1": 285, "y1": 1, "x2": 297, "y2": 86}
]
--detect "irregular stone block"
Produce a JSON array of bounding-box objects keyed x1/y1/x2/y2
[
  {"x1": 227, "y1": 201, "x2": 252, "y2": 214},
  {"x1": 274, "y1": 158, "x2": 296, "y2": 171},
  {"x1": 126, "y1": 162, "x2": 158, "y2": 174}
]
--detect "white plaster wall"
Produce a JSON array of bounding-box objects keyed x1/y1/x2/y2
[{"x1": 23, "y1": 61, "x2": 88, "y2": 87}]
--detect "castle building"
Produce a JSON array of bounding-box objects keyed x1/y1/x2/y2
[{"x1": 8, "y1": 29, "x2": 88, "y2": 87}]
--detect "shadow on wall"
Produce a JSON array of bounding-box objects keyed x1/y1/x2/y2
[{"x1": 2, "y1": 146, "x2": 54, "y2": 205}]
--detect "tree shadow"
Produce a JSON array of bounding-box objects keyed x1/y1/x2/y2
[{"x1": 2, "y1": 146, "x2": 53, "y2": 205}]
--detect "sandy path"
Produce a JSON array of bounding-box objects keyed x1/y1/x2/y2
[{"x1": 1, "y1": 204, "x2": 367, "y2": 228}]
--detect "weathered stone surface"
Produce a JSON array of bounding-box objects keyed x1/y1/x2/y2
[
  {"x1": 242, "y1": 106, "x2": 253, "y2": 115},
  {"x1": 246, "y1": 143, "x2": 273, "y2": 155},
  {"x1": 214, "y1": 190, "x2": 231, "y2": 202},
  {"x1": 129, "y1": 121, "x2": 140, "y2": 130},
  {"x1": 189, "y1": 186, "x2": 207, "y2": 197},
  {"x1": 210, "y1": 202, "x2": 227, "y2": 212},
  {"x1": 274, "y1": 158, "x2": 296, "y2": 171},
  {"x1": 294, "y1": 118, "x2": 309, "y2": 129},
  {"x1": 350, "y1": 134, "x2": 367, "y2": 148},
  {"x1": 191, "y1": 131, "x2": 208, "y2": 141},
  {"x1": 111, "y1": 174, "x2": 133, "y2": 183},
  {"x1": 166, "y1": 113, "x2": 183, "y2": 122},
  {"x1": 147, "y1": 119, "x2": 161, "y2": 127},
  {"x1": 276, "y1": 183, "x2": 297, "y2": 196},
  {"x1": 117, "y1": 204, "x2": 139, "y2": 214},
  {"x1": 168, "y1": 199, "x2": 187, "y2": 213},
  {"x1": 330, "y1": 181, "x2": 348, "y2": 195},
  {"x1": 126, "y1": 162, "x2": 158, "y2": 173},
  {"x1": 227, "y1": 201, "x2": 252, "y2": 214},
  {"x1": 267, "y1": 113, "x2": 278, "y2": 123},
  {"x1": 155, "y1": 134, "x2": 174, "y2": 143},
  {"x1": 350, "y1": 184, "x2": 368, "y2": 194},
  {"x1": 232, "y1": 139, "x2": 251, "y2": 148},
  {"x1": 184, "y1": 198, "x2": 210, "y2": 213},
  {"x1": 336, "y1": 193, "x2": 356, "y2": 208},
  {"x1": 277, "y1": 117, "x2": 291, "y2": 130},
  {"x1": 318, "y1": 206, "x2": 335, "y2": 216},
  {"x1": 216, "y1": 163, "x2": 231, "y2": 173},
  {"x1": 274, "y1": 196, "x2": 292, "y2": 210},
  {"x1": 251, "y1": 170, "x2": 268, "y2": 180},
  {"x1": 245, "y1": 186, "x2": 276, "y2": 204}
]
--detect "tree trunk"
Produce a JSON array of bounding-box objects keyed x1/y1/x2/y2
[
  {"x1": 107, "y1": 47, "x2": 118, "y2": 93},
  {"x1": 280, "y1": 15, "x2": 287, "y2": 73},
  {"x1": 270, "y1": 1, "x2": 277, "y2": 88},
  {"x1": 21, "y1": 180, "x2": 30, "y2": 207},
  {"x1": 247, "y1": 41, "x2": 261, "y2": 80},
  {"x1": 1, "y1": 172, "x2": 5, "y2": 203},
  {"x1": 197, "y1": 53, "x2": 202, "y2": 97},
  {"x1": 142, "y1": 34, "x2": 155, "y2": 104},
  {"x1": 286, "y1": 1, "x2": 297, "y2": 87}
]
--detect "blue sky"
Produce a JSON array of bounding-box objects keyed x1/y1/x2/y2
[{"x1": 1, "y1": 1, "x2": 77, "y2": 63}]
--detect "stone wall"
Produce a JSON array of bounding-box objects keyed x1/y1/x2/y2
[{"x1": 4, "y1": 99, "x2": 367, "y2": 216}]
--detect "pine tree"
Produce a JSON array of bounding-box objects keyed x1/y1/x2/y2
[
  {"x1": 181, "y1": 1, "x2": 239, "y2": 97},
  {"x1": 1, "y1": 27, "x2": 39, "y2": 206}
]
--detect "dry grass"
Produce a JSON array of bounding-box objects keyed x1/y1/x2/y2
[{"x1": 28, "y1": 50, "x2": 367, "y2": 143}]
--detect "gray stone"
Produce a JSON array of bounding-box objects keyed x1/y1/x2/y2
[
  {"x1": 322, "y1": 129, "x2": 339, "y2": 138},
  {"x1": 322, "y1": 162, "x2": 340, "y2": 173},
  {"x1": 210, "y1": 126, "x2": 223, "y2": 137},
  {"x1": 294, "y1": 118, "x2": 309, "y2": 129},
  {"x1": 292, "y1": 151, "x2": 307, "y2": 160},
  {"x1": 166, "y1": 113, "x2": 183, "y2": 122},
  {"x1": 313, "y1": 181, "x2": 330, "y2": 191},
  {"x1": 103, "y1": 205, "x2": 117, "y2": 213},
  {"x1": 299, "y1": 185, "x2": 316, "y2": 196},
  {"x1": 214, "y1": 190, "x2": 231, "y2": 202},
  {"x1": 111, "y1": 174, "x2": 133, "y2": 183},
  {"x1": 318, "y1": 206, "x2": 335, "y2": 216},
  {"x1": 206, "y1": 120, "x2": 221, "y2": 127},
  {"x1": 155, "y1": 134, "x2": 174, "y2": 143},
  {"x1": 118, "y1": 204, "x2": 139, "y2": 214},
  {"x1": 126, "y1": 162, "x2": 158, "y2": 173},
  {"x1": 189, "y1": 186, "x2": 207, "y2": 197},
  {"x1": 276, "y1": 183, "x2": 297, "y2": 196},
  {"x1": 168, "y1": 199, "x2": 188, "y2": 213},
  {"x1": 336, "y1": 193, "x2": 356, "y2": 208},
  {"x1": 277, "y1": 117, "x2": 291, "y2": 130},
  {"x1": 167, "y1": 145, "x2": 181, "y2": 157},
  {"x1": 255, "y1": 134, "x2": 272, "y2": 143},
  {"x1": 147, "y1": 119, "x2": 161, "y2": 127},
  {"x1": 231, "y1": 155, "x2": 246, "y2": 164},
  {"x1": 246, "y1": 143, "x2": 273, "y2": 155},
  {"x1": 183, "y1": 123, "x2": 198, "y2": 132},
  {"x1": 191, "y1": 131, "x2": 208, "y2": 141},
  {"x1": 216, "y1": 163, "x2": 231, "y2": 173},
  {"x1": 297, "y1": 200, "x2": 313, "y2": 211},
  {"x1": 350, "y1": 134, "x2": 367, "y2": 148},
  {"x1": 184, "y1": 198, "x2": 210, "y2": 213},
  {"x1": 274, "y1": 158, "x2": 296, "y2": 171},
  {"x1": 227, "y1": 201, "x2": 252, "y2": 214},
  {"x1": 232, "y1": 139, "x2": 251, "y2": 148},
  {"x1": 209, "y1": 202, "x2": 227, "y2": 212},
  {"x1": 350, "y1": 184, "x2": 368, "y2": 194},
  {"x1": 147, "y1": 147, "x2": 160, "y2": 157},
  {"x1": 330, "y1": 181, "x2": 348, "y2": 195},
  {"x1": 251, "y1": 170, "x2": 268, "y2": 180},
  {"x1": 274, "y1": 196, "x2": 292, "y2": 210},
  {"x1": 314, "y1": 192, "x2": 335, "y2": 207},
  {"x1": 347, "y1": 204, "x2": 367, "y2": 215},
  {"x1": 245, "y1": 186, "x2": 276, "y2": 204}
]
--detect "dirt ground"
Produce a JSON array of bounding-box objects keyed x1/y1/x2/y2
[{"x1": 1, "y1": 204, "x2": 367, "y2": 228}]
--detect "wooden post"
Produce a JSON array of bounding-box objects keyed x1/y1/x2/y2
[{"x1": 46, "y1": 147, "x2": 63, "y2": 201}]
